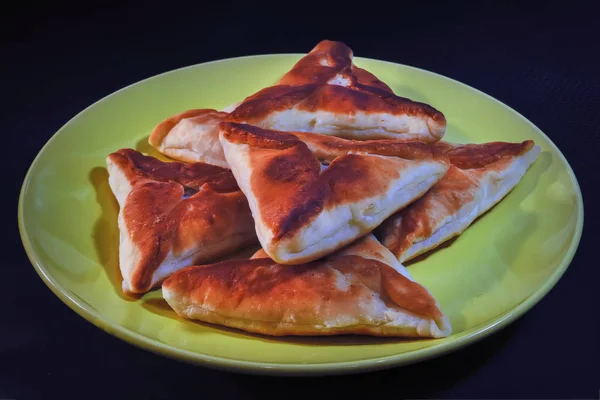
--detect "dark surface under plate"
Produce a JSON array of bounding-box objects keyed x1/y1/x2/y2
[{"x1": 3, "y1": 1, "x2": 599, "y2": 399}]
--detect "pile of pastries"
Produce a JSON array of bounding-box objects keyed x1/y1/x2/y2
[{"x1": 106, "y1": 40, "x2": 540, "y2": 338}]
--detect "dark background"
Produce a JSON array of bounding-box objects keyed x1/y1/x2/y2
[{"x1": 3, "y1": 1, "x2": 598, "y2": 399}]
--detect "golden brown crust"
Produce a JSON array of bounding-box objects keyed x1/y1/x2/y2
[
  {"x1": 225, "y1": 40, "x2": 446, "y2": 142},
  {"x1": 220, "y1": 123, "x2": 446, "y2": 243},
  {"x1": 434, "y1": 140, "x2": 535, "y2": 170},
  {"x1": 148, "y1": 40, "x2": 385, "y2": 159},
  {"x1": 107, "y1": 149, "x2": 255, "y2": 293},
  {"x1": 220, "y1": 122, "x2": 325, "y2": 243},
  {"x1": 220, "y1": 122, "x2": 447, "y2": 164},
  {"x1": 277, "y1": 40, "x2": 353, "y2": 86},
  {"x1": 120, "y1": 179, "x2": 182, "y2": 291},
  {"x1": 226, "y1": 82, "x2": 445, "y2": 137},
  {"x1": 148, "y1": 109, "x2": 228, "y2": 148},
  {"x1": 276, "y1": 40, "x2": 393, "y2": 92},
  {"x1": 288, "y1": 129, "x2": 445, "y2": 162},
  {"x1": 378, "y1": 140, "x2": 540, "y2": 261},
  {"x1": 296, "y1": 83, "x2": 441, "y2": 118},
  {"x1": 218, "y1": 122, "x2": 300, "y2": 149},
  {"x1": 109, "y1": 148, "x2": 238, "y2": 192},
  {"x1": 162, "y1": 253, "x2": 443, "y2": 335},
  {"x1": 149, "y1": 40, "x2": 445, "y2": 166},
  {"x1": 247, "y1": 138, "x2": 323, "y2": 243},
  {"x1": 377, "y1": 165, "x2": 478, "y2": 258},
  {"x1": 351, "y1": 66, "x2": 394, "y2": 93}
]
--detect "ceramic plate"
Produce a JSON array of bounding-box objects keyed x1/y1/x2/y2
[{"x1": 18, "y1": 54, "x2": 583, "y2": 376}]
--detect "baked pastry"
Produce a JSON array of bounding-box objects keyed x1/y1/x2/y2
[
  {"x1": 227, "y1": 40, "x2": 446, "y2": 142},
  {"x1": 218, "y1": 122, "x2": 450, "y2": 265},
  {"x1": 377, "y1": 140, "x2": 541, "y2": 262},
  {"x1": 148, "y1": 40, "x2": 446, "y2": 166},
  {"x1": 106, "y1": 148, "x2": 256, "y2": 295},
  {"x1": 148, "y1": 109, "x2": 230, "y2": 168},
  {"x1": 162, "y1": 234, "x2": 452, "y2": 338},
  {"x1": 275, "y1": 40, "x2": 393, "y2": 91}
]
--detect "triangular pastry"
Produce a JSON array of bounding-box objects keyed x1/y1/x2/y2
[
  {"x1": 377, "y1": 140, "x2": 541, "y2": 262},
  {"x1": 227, "y1": 40, "x2": 446, "y2": 142},
  {"x1": 106, "y1": 149, "x2": 256, "y2": 295},
  {"x1": 218, "y1": 122, "x2": 450, "y2": 265},
  {"x1": 148, "y1": 40, "x2": 446, "y2": 167},
  {"x1": 162, "y1": 234, "x2": 452, "y2": 338}
]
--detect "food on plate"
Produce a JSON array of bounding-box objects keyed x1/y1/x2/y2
[
  {"x1": 148, "y1": 109, "x2": 230, "y2": 168},
  {"x1": 99, "y1": 39, "x2": 544, "y2": 343},
  {"x1": 227, "y1": 40, "x2": 446, "y2": 142},
  {"x1": 106, "y1": 148, "x2": 257, "y2": 295},
  {"x1": 226, "y1": 73, "x2": 446, "y2": 142},
  {"x1": 218, "y1": 122, "x2": 450, "y2": 265},
  {"x1": 377, "y1": 140, "x2": 541, "y2": 262},
  {"x1": 148, "y1": 39, "x2": 446, "y2": 167},
  {"x1": 275, "y1": 40, "x2": 394, "y2": 91},
  {"x1": 162, "y1": 234, "x2": 452, "y2": 338}
]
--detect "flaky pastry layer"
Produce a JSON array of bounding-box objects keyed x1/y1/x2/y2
[
  {"x1": 377, "y1": 141, "x2": 541, "y2": 262},
  {"x1": 106, "y1": 149, "x2": 257, "y2": 294}
]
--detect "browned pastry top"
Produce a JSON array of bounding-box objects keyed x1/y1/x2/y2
[
  {"x1": 276, "y1": 39, "x2": 393, "y2": 92},
  {"x1": 289, "y1": 129, "x2": 445, "y2": 162},
  {"x1": 110, "y1": 148, "x2": 238, "y2": 192},
  {"x1": 108, "y1": 149, "x2": 252, "y2": 293},
  {"x1": 378, "y1": 165, "x2": 479, "y2": 258},
  {"x1": 162, "y1": 253, "x2": 442, "y2": 325},
  {"x1": 220, "y1": 122, "x2": 444, "y2": 243},
  {"x1": 434, "y1": 140, "x2": 535, "y2": 170},
  {"x1": 377, "y1": 140, "x2": 538, "y2": 260},
  {"x1": 226, "y1": 80, "x2": 445, "y2": 128},
  {"x1": 219, "y1": 121, "x2": 445, "y2": 160}
]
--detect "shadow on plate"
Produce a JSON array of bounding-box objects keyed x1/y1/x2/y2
[
  {"x1": 89, "y1": 166, "x2": 139, "y2": 302},
  {"x1": 142, "y1": 297, "x2": 180, "y2": 319},
  {"x1": 392, "y1": 85, "x2": 434, "y2": 105},
  {"x1": 135, "y1": 135, "x2": 172, "y2": 160},
  {"x1": 457, "y1": 150, "x2": 551, "y2": 264},
  {"x1": 402, "y1": 236, "x2": 459, "y2": 266},
  {"x1": 402, "y1": 150, "x2": 552, "y2": 268}
]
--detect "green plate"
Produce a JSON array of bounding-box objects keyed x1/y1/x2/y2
[{"x1": 18, "y1": 54, "x2": 583, "y2": 376}]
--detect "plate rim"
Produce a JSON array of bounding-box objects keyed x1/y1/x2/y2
[{"x1": 17, "y1": 53, "x2": 585, "y2": 376}]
